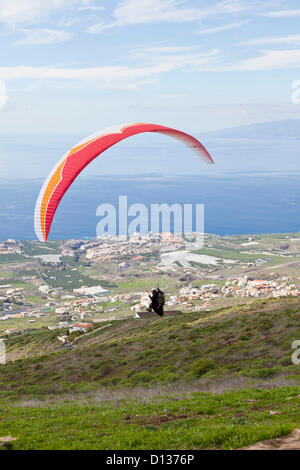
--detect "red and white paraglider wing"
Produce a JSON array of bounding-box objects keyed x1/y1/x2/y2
[{"x1": 34, "y1": 123, "x2": 214, "y2": 242}]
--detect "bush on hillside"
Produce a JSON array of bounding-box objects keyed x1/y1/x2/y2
[
  {"x1": 129, "y1": 371, "x2": 156, "y2": 385},
  {"x1": 190, "y1": 358, "x2": 216, "y2": 377}
]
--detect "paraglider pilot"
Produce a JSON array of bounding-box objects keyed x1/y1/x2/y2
[{"x1": 147, "y1": 287, "x2": 165, "y2": 317}]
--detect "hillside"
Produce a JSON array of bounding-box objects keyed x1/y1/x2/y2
[
  {"x1": 1, "y1": 297, "x2": 299, "y2": 400},
  {"x1": 1, "y1": 296, "x2": 300, "y2": 450}
]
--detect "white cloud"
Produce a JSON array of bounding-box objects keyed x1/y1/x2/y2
[
  {"x1": 158, "y1": 92, "x2": 186, "y2": 99},
  {"x1": 14, "y1": 28, "x2": 73, "y2": 45},
  {"x1": 0, "y1": 80, "x2": 14, "y2": 110},
  {"x1": 114, "y1": 0, "x2": 247, "y2": 24},
  {"x1": 0, "y1": 62, "x2": 174, "y2": 92},
  {"x1": 130, "y1": 44, "x2": 216, "y2": 56},
  {"x1": 1, "y1": 46, "x2": 299, "y2": 92},
  {"x1": 78, "y1": 5, "x2": 105, "y2": 12},
  {"x1": 262, "y1": 9, "x2": 300, "y2": 18},
  {"x1": 0, "y1": 0, "x2": 93, "y2": 25},
  {"x1": 45, "y1": 77, "x2": 158, "y2": 90},
  {"x1": 196, "y1": 20, "x2": 249, "y2": 34},
  {"x1": 243, "y1": 35, "x2": 300, "y2": 47},
  {"x1": 129, "y1": 45, "x2": 220, "y2": 68},
  {"x1": 88, "y1": 0, "x2": 255, "y2": 33},
  {"x1": 0, "y1": 63, "x2": 176, "y2": 83},
  {"x1": 233, "y1": 49, "x2": 300, "y2": 71},
  {"x1": 137, "y1": 45, "x2": 300, "y2": 73},
  {"x1": 0, "y1": 46, "x2": 222, "y2": 88},
  {"x1": 88, "y1": 20, "x2": 107, "y2": 33}
]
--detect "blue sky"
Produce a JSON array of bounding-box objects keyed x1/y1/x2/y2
[{"x1": 0, "y1": 0, "x2": 300, "y2": 134}]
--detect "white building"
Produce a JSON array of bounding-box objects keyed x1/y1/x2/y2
[
  {"x1": 69, "y1": 322, "x2": 93, "y2": 333},
  {"x1": 56, "y1": 307, "x2": 69, "y2": 314},
  {"x1": 73, "y1": 286, "x2": 109, "y2": 297},
  {"x1": 39, "y1": 285, "x2": 51, "y2": 294}
]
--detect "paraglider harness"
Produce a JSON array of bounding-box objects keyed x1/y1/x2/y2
[{"x1": 148, "y1": 287, "x2": 165, "y2": 317}]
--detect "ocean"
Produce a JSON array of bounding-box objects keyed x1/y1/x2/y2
[{"x1": 1, "y1": 128, "x2": 300, "y2": 241}]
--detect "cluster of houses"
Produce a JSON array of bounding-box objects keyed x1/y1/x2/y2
[
  {"x1": 131, "y1": 276, "x2": 300, "y2": 312},
  {"x1": 0, "y1": 285, "x2": 26, "y2": 315},
  {"x1": 222, "y1": 276, "x2": 300, "y2": 298},
  {"x1": 2, "y1": 234, "x2": 300, "y2": 338},
  {"x1": 61, "y1": 233, "x2": 184, "y2": 263},
  {"x1": 161, "y1": 276, "x2": 300, "y2": 310},
  {"x1": 2, "y1": 272, "x2": 300, "y2": 330},
  {"x1": 0, "y1": 239, "x2": 22, "y2": 255}
]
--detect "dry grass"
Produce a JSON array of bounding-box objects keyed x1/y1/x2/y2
[{"x1": 14, "y1": 374, "x2": 299, "y2": 408}]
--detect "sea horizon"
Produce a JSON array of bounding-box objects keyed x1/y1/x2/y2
[{"x1": 1, "y1": 120, "x2": 300, "y2": 241}]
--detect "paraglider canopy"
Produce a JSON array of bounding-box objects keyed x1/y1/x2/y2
[{"x1": 34, "y1": 122, "x2": 214, "y2": 242}]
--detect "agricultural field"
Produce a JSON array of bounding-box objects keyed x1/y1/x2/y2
[
  {"x1": 0, "y1": 254, "x2": 30, "y2": 264},
  {"x1": 0, "y1": 314, "x2": 58, "y2": 334},
  {"x1": 115, "y1": 275, "x2": 178, "y2": 294},
  {"x1": 21, "y1": 241, "x2": 62, "y2": 257},
  {"x1": 40, "y1": 269, "x2": 117, "y2": 291}
]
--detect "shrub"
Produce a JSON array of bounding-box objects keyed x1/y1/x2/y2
[
  {"x1": 118, "y1": 359, "x2": 127, "y2": 366},
  {"x1": 279, "y1": 356, "x2": 293, "y2": 367},
  {"x1": 257, "y1": 318, "x2": 273, "y2": 331},
  {"x1": 168, "y1": 334, "x2": 178, "y2": 340},
  {"x1": 188, "y1": 329, "x2": 202, "y2": 341},
  {"x1": 184, "y1": 371, "x2": 197, "y2": 382},
  {"x1": 129, "y1": 372, "x2": 156, "y2": 385},
  {"x1": 238, "y1": 334, "x2": 252, "y2": 341},
  {"x1": 190, "y1": 358, "x2": 216, "y2": 377},
  {"x1": 158, "y1": 372, "x2": 180, "y2": 383},
  {"x1": 89, "y1": 363, "x2": 102, "y2": 370},
  {"x1": 245, "y1": 366, "x2": 281, "y2": 378},
  {"x1": 101, "y1": 376, "x2": 121, "y2": 387},
  {"x1": 68, "y1": 330, "x2": 84, "y2": 343},
  {"x1": 99, "y1": 365, "x2": 112, "y2": 376},
  {"x1": 143, "y1": 349, "x2": 156, "y2": 357},
  {"x1": 163, "y1": 365, "x2": 177, "y2": 373}
]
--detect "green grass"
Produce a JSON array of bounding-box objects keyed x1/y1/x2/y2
[
  {"x1": 116, "y1": 276, "x2": 177, "y2": 293},
  {"x1": 0, "y1": 314, "x2": 58, "y2": 334},
  {"x1": 41, "y1": 269, "x2": 117, "y2": 290},
  {"x1": 192, "y1": 247, "x2": 261, "y2": 261},
  {"x1": 191, "y1": 247, "x2": 293, "y2": 266},
  {"x1": 0, "y1": 272, "x2": 13, "y2": 278},
  {"x1": 191, "y1": 280, "x2": 226, "y2": 287},
  {"x1": 0, "y1": 294, "x2": 300, "y2": 450},
  {"x1": 21, "y1": 241, "x2": 62, "y2": 256},
  {"x1": 0, "y1": 254, "x2": 30, "y2": 264},
  {"x1": 0, "y1": 387, "x2": 299, "y2": 450},
  {"x1": 261, "y1": 256, "x2": 300, "y2": 267}
]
